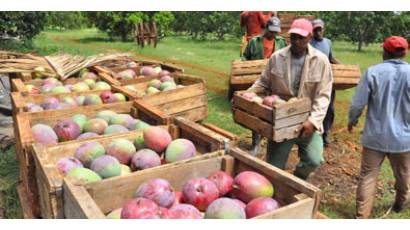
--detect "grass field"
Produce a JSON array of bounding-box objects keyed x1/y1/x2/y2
[{"x1": 1, "y1": 28, "x2": 409, "y2": 219}]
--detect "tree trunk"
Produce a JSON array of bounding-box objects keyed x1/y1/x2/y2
[{"x1": 358, "y1": 39, "x2": 363, "y2": 52}]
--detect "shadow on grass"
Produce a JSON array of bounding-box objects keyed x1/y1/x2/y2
[{"x1": 76, "y1": 37, "x2": 116, "y2": 44}]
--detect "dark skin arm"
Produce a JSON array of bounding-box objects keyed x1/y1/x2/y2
[{"x1": 300, "y1": 120, "x2": 315, "y2": 138}]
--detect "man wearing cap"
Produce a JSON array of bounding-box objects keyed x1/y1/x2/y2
[
  {"x1": 242, "y1": 16, "x2": 287, "y2": 61},
  {"x1": 310, "y1": 19, "x2": 341, "y2": 147},
  {"x1": 247, "y1": 18, "x2": 333, "y2": 179},
  {"x1": 242, "y1": 16, "x2": 287, "y2": 156},
  {"x1": 348, "y1": 36, "x2": 410, "y2": 218}
]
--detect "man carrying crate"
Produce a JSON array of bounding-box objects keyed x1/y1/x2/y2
[
  {"x1": 246, "y1": 18, "x2": 333, "y2": 180},
  {"x1": 310, "y1": 19, "x2": 341, "y2": 147},
  {"x1": 241, "y1": 16, "x2": 287, "y2": 156},
  {"x1": 348, "y1": 36, "x2": 410, "y2": 218}
]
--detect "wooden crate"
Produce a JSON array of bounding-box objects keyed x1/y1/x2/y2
[
  {"x1": 228, "y1": 61, "x2": 361, "y2": 99},
  {"x1": 10, "y1": 66, "x2": 118, "y2": 92},
  {"x1": 11, "y1": 87, "x2": 131, "y2": 114},
  {"x1": 32, "y1": 116, "x2": 235, "y2": 218},
  {"x1": 13, "y1": 101, "x2": 168, "y2": 217},
  {"x1": 232, "y1": 91, "x2": 311, "y2": 142},
  {"x1": 228, "y1": 59, "x2": 267, "y2": 99},
  {"x1": 127, "y1": 74, "x2": 208, "y2": 123},
  {"x1": 62, "y1": 147, "x2": 322, "y2": 219},
  {"x1": 332, "y1": 64, "x2": 361, "y2": 90}
]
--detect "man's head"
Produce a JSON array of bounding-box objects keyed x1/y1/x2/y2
[
  {"x1": 264, "y1": 16, "x2": 281, "y2": 40},
  {"x1": 382, "y1": 36, "x2": 408, "y2": 60},
  {"x1": 312, "y1": 19, "x2": 325, "y2": 41},
  {"x1": 288, "y1": 18, "x2": 313, "y2": 57}
]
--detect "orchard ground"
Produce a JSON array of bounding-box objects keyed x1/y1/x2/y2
[{"x1": 1, "y1": 28, "x2": 409, "y2": 218}]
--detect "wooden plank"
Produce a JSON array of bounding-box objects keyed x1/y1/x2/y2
[
  {"x1": 274, "y1": 112, "x2": 309, "y2": 129},
  {"x1": 230, "y1": 83, "x2": 254, "y2": 92},
  {"x1": 274, "y1": 97, "x2": 311, "y2": 120},
  {"x1": 201, "y1": 123, "x2": 237, "y2": 143},
  {"x1": 63, "y1": 179, "x2": 105, "y2": 219},
  {"x1": 253, "y1": 197, "x2": 315, "y2": 219},
  {"x1": 156, "y1": 94, "x2": 207, "y2": 115},
  {"x1": 231, "y1": 59, "x2": 267, "y2": 68},
  {"x1": 232, "y1": 68, "x2": 266, "y2": 76},
  {"x1": 173, "y1": 116, "x2": 229, "y2": 151},
  {"x1": 172, "y1": 105, "x2": 208, "y2": 122},
  {"x1": 273, "y1": 123, "x2": 304, "y2": 142},
  {"x1": 95, "y1": 71, "x2": 121, "y2": 86},
  {"x1": 11, "y1": 92, "x2": 26, "y2": 113},
  {"x1": 11, "y1": 78, "x2": 27, "y2": 92},
  {"x1": 331, "y1": 64, "x2": 360, "y2": 70},
  {"x1": 332, "y1": 71, "x2": 361, "y2": 78},
  {"x1": 231, "y1": 74, "x2": 260, "y2": 85},
  {"x1": 133, "y1": 99, "x2": 171, "y2": 125},
  {"x1": 233, "y1": 108, "x2": 272, "y2": 139},
  {"x1": 233, "y1": 93, "x2": 272, "y2": 122},
  {"x1": 85, "y1": 152, "x2": 224, "y2": 214},
  {"x1": 333, "y1": 77, "x2": 360, "y2": 85},
  {"x1": 16, "y1": 182, "x2": 36, "y2": 219},
  {"x1": 333, "y1": 84, "x2": 357, "y2": 90},
  {"x1": 144, "y1": 83, "x2": 206, "y2": 106}
]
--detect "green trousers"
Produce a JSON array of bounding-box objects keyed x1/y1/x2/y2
[{"x1": 266, "y1": 132, "x2": 324, "y2": 180}]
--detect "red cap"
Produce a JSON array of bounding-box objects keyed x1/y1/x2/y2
[
  {"x1": 288, "y1": 18, "x2": 313, "y2": 37},
  {"x1": 383, "y1": 36, "x2": 408, "y2": 53}
]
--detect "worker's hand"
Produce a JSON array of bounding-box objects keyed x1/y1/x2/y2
[
  {"x1": 347, "y1": 123, "x2": 354, "y2": 133},
  {"x1": 300, "y1": 120, "x2": 315, "y2": 138}
]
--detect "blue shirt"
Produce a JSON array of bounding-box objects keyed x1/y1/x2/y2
[
  {"x1": 310, "y1": 38, "x2": 333, "y2": 61},
  {"x1": 348, "y1": 59, "x2": 410, "y2": 153}
]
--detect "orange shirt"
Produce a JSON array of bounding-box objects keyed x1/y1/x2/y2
[{"x1": 263, "y1": 37, "x2": 275, "y2": 59}]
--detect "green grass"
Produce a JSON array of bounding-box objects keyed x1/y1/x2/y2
[
  {"x1": 0, "y1": 146, "x2": 22, "y2": 219},
  {"x1": 1, "y1": 28, "x2": 410, "y2": 219}
]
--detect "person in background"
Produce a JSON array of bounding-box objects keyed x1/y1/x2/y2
[
  {"x1": 348, "y1": 36, "x2": 410, "y2": 218},
  {"x1": 247, "y1": 19, "x2": 333, "y2": 179},
  {"x1": 240, "y1": 11, "x2": 276, "y2": 55},
  {"x1": 310, "y1": 19, "x2": 340, "y2": 147},
  {"x1": 241, "y1": 16, "x2": 287, "y2": 156}
]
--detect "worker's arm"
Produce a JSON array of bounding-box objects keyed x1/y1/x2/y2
[
  {"x1": 348, "y1": 70, "x2": 371, "y2": 132},
  {"x1": 307, "y1": 60, "x2": 333, "y2": 133},
  {"x1": 328, "y1": 40, "x2": 340, "y2": 64},
  {"x1": 240, "y1": 12, "x2": 247, "y2": 28},
  {"x1": 246, "y1": 57, "x2": 272, "y2": 94}
]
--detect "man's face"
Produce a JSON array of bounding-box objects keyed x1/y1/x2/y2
[
  {"x1": 265, "y1": 31, "x2": 277, "y2": 40},
  {"x1": 313, "y1": 27, "x2": 324, "y2": 40},
  {"x1": 290, "y1": 33, "x2": 311, "y2": 57}
]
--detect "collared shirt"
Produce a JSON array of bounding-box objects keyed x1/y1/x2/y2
[
  {"x1": 348, "y1": 59, "x2": 410, "y2": 153},
  {"x1": 248, "y1": 44, "x2": 333, "y2": 133},
  {"x1": 241, "y1": 35, "x2": 287, "y2": 61}
]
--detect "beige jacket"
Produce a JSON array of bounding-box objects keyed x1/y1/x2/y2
[{"x1": 248, "y1": 44, "x2": 333, "y2": 133}]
